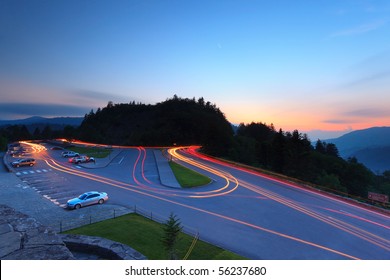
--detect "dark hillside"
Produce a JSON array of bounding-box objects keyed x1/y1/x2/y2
[
  {"x1": 325, "y1": 127, "x2": 390, "y2": 157},
  {"x1": 324, "y1": 127, "x2": 390, "y2": 173},
  {"x1": 78, "y1": 96, "x2": 233, "y2": 156}
]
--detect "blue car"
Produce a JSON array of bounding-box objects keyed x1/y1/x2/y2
[{"x1": 66, "y1": 191, "x2": 108, "y2": 209}]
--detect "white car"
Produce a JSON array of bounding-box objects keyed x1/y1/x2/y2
[
  {"x1": 69, "y1": 155, "x2": 95, "y2": 164},
  {"x1": 61, "y1": 151, "x2": 80, "y2": 158},
  {"x1": 66, "y1": 191, "x2": 108, "y2": 209}
]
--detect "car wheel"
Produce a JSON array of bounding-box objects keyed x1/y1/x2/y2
[
  {"x1": 98, "y1": 199, "x2": 104, "y2": 204},
  {"x1": 29, "y1": 163, "x2": 33, "y2": 166},
  {"x1": 74, "y1": 204, "x2": 81, "y2": 209}
]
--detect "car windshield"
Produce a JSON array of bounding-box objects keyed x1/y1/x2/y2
[{"x1": 79, "y1": 194, "x2": 87, "y2": 200}]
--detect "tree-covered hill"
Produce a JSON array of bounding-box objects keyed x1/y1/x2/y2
[
  {"x1": 78, "y1": 96, "x2": 233, "y2": 156},
  {"x1": 228, "y1": 122, "x2": 390, "y2": 200},
  {"x1": 1, "y1": 96, "x2": 388, "y2": 203}
]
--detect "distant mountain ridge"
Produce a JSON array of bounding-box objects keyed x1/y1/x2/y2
[
  {"x1": 323, "y1": 127, "x2": 390, "y2": 173},
  {"x1": 0, "y1": 116, "x2": 83, "y2": 127}
]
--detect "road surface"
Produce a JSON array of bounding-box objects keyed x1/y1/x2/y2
[{"x1": 5, "y1": 142, "x2": 390, "y2": 260}]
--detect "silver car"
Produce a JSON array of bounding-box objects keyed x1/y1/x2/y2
[
  {"x1": 11, "y1": 158, "x2": 36, "y2": 167},
  {"x1": 66, "y1": 191, "x2": 108, "y2": 209},
  {"x1": 61, "y1": 151, "x2": 80, "y2": 158}
]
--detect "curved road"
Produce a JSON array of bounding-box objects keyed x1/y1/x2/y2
[{"x1": 7, "y1": 142, "x2": 390, "y2": 260}]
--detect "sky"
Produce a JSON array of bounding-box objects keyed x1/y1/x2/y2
[{"x1": 0, "y1": 0, "x2": 389, "y2": 140}]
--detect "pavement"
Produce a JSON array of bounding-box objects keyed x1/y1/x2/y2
[
  {"x1": 79, "y1": 147, "x2": 181, "y2": 188},
  {"x1": 0, "y1": 147, "x2": 180, "y2": 259}
]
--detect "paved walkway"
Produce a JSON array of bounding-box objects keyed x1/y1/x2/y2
[{"x1": 153, "y1": 150, "x2": 182, "y2": 189}]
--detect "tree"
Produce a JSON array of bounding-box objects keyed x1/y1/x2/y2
[
  {"x1": 162, "y1": 213, "x2": 183, "y2": 260},
  {"x1": 315, "y1": 140, "x2": 326, "y2": 154},
  {"x1": 41, "y1": 125, "x2": 53, "y2": 139},
  {"x1": 325, "y1": 143, "x2": 339, "y2": 157},
  {"x1": 340, "y1": 157, "x2": 374, "y2": 197}
]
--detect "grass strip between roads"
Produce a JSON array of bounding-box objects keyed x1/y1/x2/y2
[
  {"x1": 65, "y1": 213, "x2": 246, "y2": 260},
  {"x1": 169, "y1": 161, "x2": 212, "y2": 188}
]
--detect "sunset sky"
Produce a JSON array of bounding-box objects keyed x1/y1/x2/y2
[{"x1": 1, "y1": 0, "x2": 389, "y2": 139}]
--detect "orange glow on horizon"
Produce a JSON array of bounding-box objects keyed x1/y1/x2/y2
[{"x1": 224, "y1": 107, "x2": 388, "y2": 134}]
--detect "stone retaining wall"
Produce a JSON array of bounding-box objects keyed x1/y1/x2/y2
[
  {"x1": 0, "y1": 205, "x2": 146, "y2": 260},
  {"x1": 62, "y1": 234, "x2": 147, "y2": 260}
]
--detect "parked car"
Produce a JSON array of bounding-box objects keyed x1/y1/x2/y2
[
  {"x1": 11, "y1": 158, "x2": 36, "y2": 168},
  {"x1": 66, "y1": 191, "x2": 108, "y2": 209},
  {"x1": 61, "y1": 151, "x2": 80, "y2": 158},
  {"x1": 69, "y1": 155, "x2": 95, "y2": 164}
]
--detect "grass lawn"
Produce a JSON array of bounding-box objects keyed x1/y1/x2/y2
[
  {"x1": 69, "y1": 146, "x2": 112, "y2": 158},
  {"x1": 65, "y1": 213, "x2": 246, "y2": 260},
  {"x1": 169, "y1": 161, "x2": 212, "y2": 188}
]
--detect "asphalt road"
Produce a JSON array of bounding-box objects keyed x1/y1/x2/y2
[{"x1": 3, "y1": 142, "x2": 390, "y2": 260}]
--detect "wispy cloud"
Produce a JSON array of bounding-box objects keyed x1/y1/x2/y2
[
  {"x1": 0, "y1": 103, "x2": 91, "y2": 119},
  {"x1": 0, "y1": 79, "x2": 137, "y2": 119},
  {"x1": 341, "y1": 69, "x2": 390, "y2": 88},
  {"x1": 323, "y1": 119, "x2": 360, "y2": 124},
  {"x1": 330, "y1": 19, "x2": 388, "y2": 37},
  {"x1": 344, "y1": 108, "x2": 390, "y2": 118}
]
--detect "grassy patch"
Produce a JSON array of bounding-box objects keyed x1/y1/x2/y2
[
  {"x1": 69, "y1": 146, "x2": 112, "y2": 158},
  {"x1": 65, "y1": 213, "x2": 246, "y2": 260},
  {"x1": 169, "y1": 161, "x2": 211, "y2": 188}
]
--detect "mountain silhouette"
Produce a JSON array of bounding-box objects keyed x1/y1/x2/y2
[{"x1": 324, "y1": 127, "x2": 390, "y2": 172}]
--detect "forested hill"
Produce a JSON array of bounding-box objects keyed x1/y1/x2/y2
[{"x1": 78, "y1": 96, "x2": 233, "y2": 156}]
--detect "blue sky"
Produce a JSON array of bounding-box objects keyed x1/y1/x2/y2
[{"x1": 1, "y1": 0, "x2": 389, "y2": 139}]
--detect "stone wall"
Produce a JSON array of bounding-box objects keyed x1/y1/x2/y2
[
  {"x1": 0, "y1": 205, "x2": 146, "y2": 260},
  {"x1": 0, "y1": 204, "x2": 74, "y2": 259}
]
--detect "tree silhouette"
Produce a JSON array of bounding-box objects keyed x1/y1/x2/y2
[{"x1": 162, "y1": 213, "x2": 183, "y2": 260}]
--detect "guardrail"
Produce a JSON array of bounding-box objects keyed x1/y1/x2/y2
[
  {"x1": 51, "y1": 204, "x2": 200, "y2": 238},
  {"x1": 50, "y1": 204, "x2": 235, "y2": 260},
  {"x1": 50, "y1": 207, "x2": 133, "y2": 233}
]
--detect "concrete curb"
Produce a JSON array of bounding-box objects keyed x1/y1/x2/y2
[
  {"x1": 2, "y1": 152, "x2": 12, "y2": 173},
  {"x1": 153, "y1": 149, "x2": 182, "y2": 189}
]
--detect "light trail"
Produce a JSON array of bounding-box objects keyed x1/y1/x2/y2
[
  {"x1": 20, "y1": 141, "x2": 47, "y2": 153},
  {"x1": 168, "y1": 147, "x2": 240, "y2": 198},
  {"x1": 240, "y1": 180, "x2": 390, "y2": 252},
  {"x1": 185, "y1": 146, "x2": 390, "y2": 219},
  {"x1": 36, "y1": 143, "x2": 389, "y2": 259},
  {"x1": 321, "y1": 207, "x2": 390, "y2": 230},
  {"x1": 174, "y1": 146, "x2": 390, "y2": 254},
  {"x1": 46, "y1": 161, "x2": 358, "y2": 259},
  {"x1": 43, "y1": 149, "x2": 360, "y2": 259}
]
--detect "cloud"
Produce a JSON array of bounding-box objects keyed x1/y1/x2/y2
[
  {"x1": 330, "y1": 19, "x2": 388, "y2": 37},
  {"x1": 322, "y1": 119, "x2": 359, "y2": 124},
  {"x1": 341, "y1": 69, "x2": 390, "y2": 88},
  {"x1": 344, "y1": 108, "x2": 390, "y2": 118},
  {"x1": 0, "y1": 78, "x2": 139, "y2": 119},
  {"x1": 0, "y1": 103, "x2": 92, "y2": 119},
  {"x1": 322, "y1": 107, "x2": 390, "y2": 125},
  {"x1": 67, "y1": 89, "x2": 131, "y2": 105}
]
